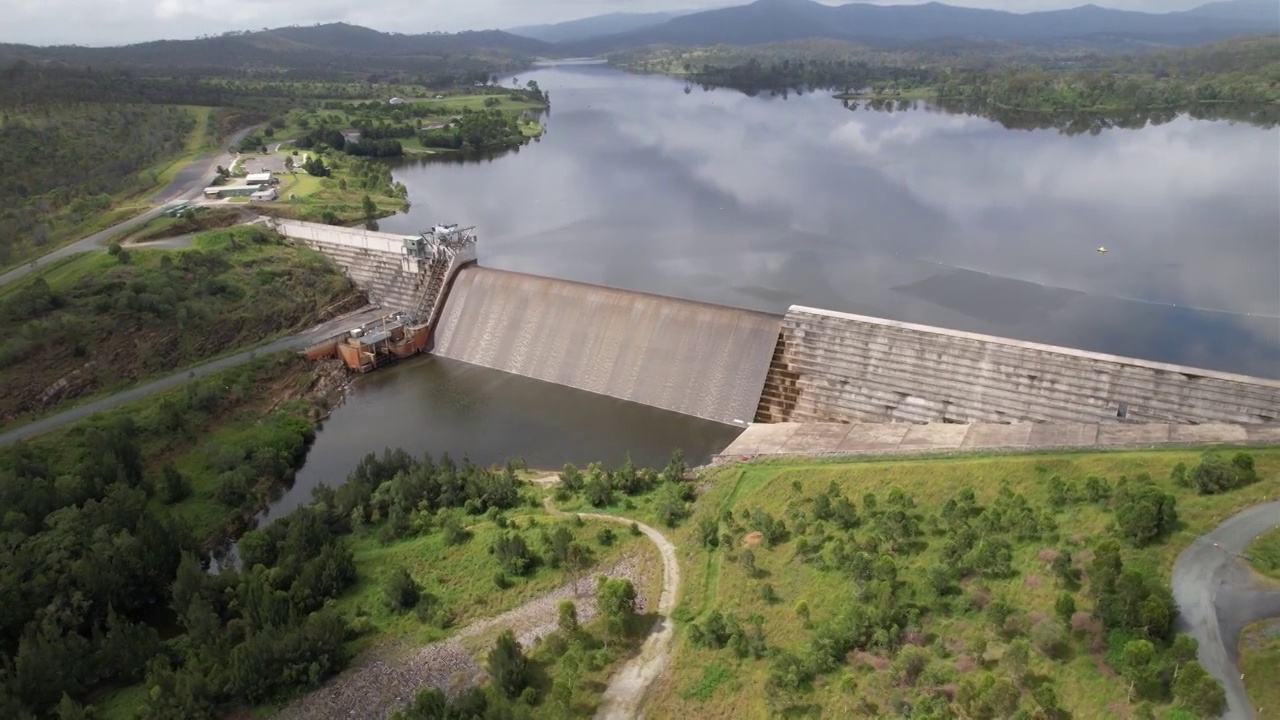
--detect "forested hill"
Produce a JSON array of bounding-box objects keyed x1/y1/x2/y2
[{"x1": 0, "y1": 24, "x2": 550, "y2": 78}]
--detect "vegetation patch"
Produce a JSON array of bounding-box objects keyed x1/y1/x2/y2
[
  {"x1": 0, "y1": 225, "x2": 360, "y2": 427},
  {"x1": 0, "y1": 102, "x2": 215, "y2": 271},
  {"x1": 1240, "y1": 619, "x2": 1280, "y2": 714},
  {"x1": 124, "y1": 207, "x2": 247, "y2": 243},
  {"x1": 1247, "y1": 526, "x2": 1280, "y2": 583},
  {"x1": 644, "y1": 449, "x2": 1279, "y2": 719}
]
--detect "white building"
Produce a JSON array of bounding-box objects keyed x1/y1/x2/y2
[
  {"x1": 389, "y1": 97, "x2": 405, "y2": 105},
  {"x1": 250, "y1": 187, "x2": 278, "y2": 202},
  {"x1": 245, "y1": 172, "x2": 274, "y2": 186}
]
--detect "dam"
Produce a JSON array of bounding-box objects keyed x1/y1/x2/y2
[{"x1": 281, "y1": 222, "x2": 1280, "y2": 440}]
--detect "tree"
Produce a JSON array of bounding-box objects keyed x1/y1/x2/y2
[
  {"x1": 558, "y1": 601, "x2": 578, "y2": 635},
  {"x1": 55, "y1": 693, "x2": 93, "y2": 720},
  {"x1": 1001, "y1": 638, "x2": 1032, "y2": 687},
  {"x1": 597, "y1": 576, "x2": 638, "y2": 641},
  {"x1": 1055, "y1": 593, "x2": 1077, "y2": 628},
  {"x1": 361, "y1": 194, "x2": 377, "y2": 219},
  {"x1": 487, "y1": 629, "x2": 529, "y2": 699},
  {"x1": 384, "y1": 567, "x2": 420, "y2": 612},
  {"x1": 551, "y1": 643, "x2": 585, "y2": 718},
  {"x1": 1121, "y1": 639, "x2": 1161, "y2": 701},
  {"x1": 1173, "y1": 660, "x2": 1226, "y2": 716},
  {"x1": 740, "y1": 548, "x2": 758, "y2": 578},
  {"x1": 1115, "y1": 485, "x2": 1178, "y2": 546}
]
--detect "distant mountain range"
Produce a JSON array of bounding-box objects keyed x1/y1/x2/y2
[
  {"x1": 1, "y1": 0, "x2": 1276, "y2": 73},
  {"x1": 506, "y1": 11, "x2": 699, "y2": 44},
  {"x1": 559, "y1": 0, "x2": 1280, "y2": 53},
  {"x1": 0, "y1": 23, "x2": 549, "y2": 73}
]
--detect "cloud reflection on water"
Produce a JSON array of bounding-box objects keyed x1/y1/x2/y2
[{"x1": 381, "y1": 64, "x2": 1279, "y2": 377}]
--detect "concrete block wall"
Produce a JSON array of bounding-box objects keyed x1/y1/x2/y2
[
  {"x1": 757, "y1": 306, "x2": 1280, "y2": 425},
  {"x1": 273, "y1": 219, "x2": 425, "y2": 314}
]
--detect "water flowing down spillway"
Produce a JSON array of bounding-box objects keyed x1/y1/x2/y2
[{"x1": 431, "y1": 266, "x2": 782, "y2": 425}]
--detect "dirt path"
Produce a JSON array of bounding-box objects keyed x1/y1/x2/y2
[
  {"x1": 539, "y1": 479, "x2": 681, "y2": 720},
  {"x1": 275, "y1": 554, "x2": 651, "y2": 720},
  {"x1": 1172, "y1": 501, "x2": 1280, "y2": 720}
]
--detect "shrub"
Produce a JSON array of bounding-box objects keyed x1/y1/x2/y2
[
  {"x1": 596, "y1": 527, "x2": 616, "y2": 547},
  {"x1": 1031, "y1": 619, "x2": 1070, "y2": 659},
  {"x1": 1189, "y1": 451, "x2": 1259, "y2": 495},
  {"x1": 384, "y1": 568, "x2": 420, "y2": 612}
]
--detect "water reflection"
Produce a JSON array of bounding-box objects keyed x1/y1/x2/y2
[
  {"x1": 380, "y1": 63, "x2": 1279, "y2": 378},
  {"x1": 265, "y1": 356, "x2": 741, "y2": 521}
]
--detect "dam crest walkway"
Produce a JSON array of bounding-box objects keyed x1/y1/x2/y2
[{"x1": 717, "y1": 421, "x2": 1280, "y2": 462}]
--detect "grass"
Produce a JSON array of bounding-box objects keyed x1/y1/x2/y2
[
  {"x1": 1248, "y1": 526, "x2": 1280, "y2": 582},
  {"x1": 642, "y1": 448, "x2": 1280, "y2": 720},
  {"x1": 256, "y1": 156, "x2": 405, "y2": 224},
  {"x1": 334, "y1": 513, "x2": 658, "y2": 654},
  {"x1": 408, "y1": 94, "x2": 546, "y2": 112},
  {"x1": 1241, "y1": 619, "x2": 1280, "y2": 715}
]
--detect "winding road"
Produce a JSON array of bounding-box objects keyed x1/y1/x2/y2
[
  {"x1": 0, "y1": 305, "x2": 382, "y2": 449},
  {"x1": 0, "y1": 126, "x2": 257, "y2": 290},
  {"x1": 541, "y1": 493, "x2": 680, "y2": 720},
  {"x1": 1173, "y1": 501, "x2": 1280, "y2": 720}
]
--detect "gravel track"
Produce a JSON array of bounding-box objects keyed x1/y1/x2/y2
[
  {"x1": 540, "y1": 494, "x2": 681, "y2": 720},
  {"x1": 275, "y1": 555, "x2": 653, "y2": 720}
]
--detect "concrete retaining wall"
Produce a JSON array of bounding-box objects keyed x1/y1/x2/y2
[
  {"x1": 758, "y1": 306, "x2": 1280, "y2": 425},
  {"x1": 274, "y1": 219, "x2": 425, "y2": 313},
  {"x1": 432, "y1": 267, "x2": 782, "y2": 425}
]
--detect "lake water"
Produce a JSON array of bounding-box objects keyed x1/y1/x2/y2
[{"x1": 273, "y1": 60, "x2": 1280, "y2": 516}]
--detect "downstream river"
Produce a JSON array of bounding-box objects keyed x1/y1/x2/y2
[{"x1": 268, "y1": 61, "x2": 1280, "y2": 518}]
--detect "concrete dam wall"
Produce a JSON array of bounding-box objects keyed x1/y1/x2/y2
[
  {"x1": 757, "y1": 306, "x2": 1280, "y2": 426},
  {"x1": 274, "y1": 219, "x2": 428, "y2": 313},
  {"x1": 432, "y1": 267, "x2": 782, "y2": 425}
]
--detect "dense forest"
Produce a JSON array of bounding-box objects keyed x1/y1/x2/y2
[
  {"x1": 0, "y1": 104, "x2": 197, "y2": 267},
  {"x1": 618, "y1": 34, "x2": 1280, "y2": 113},
  {"x1": 418, "y1": 109, "x2": 535, "y2": 153},
  {"x1": 846, "y1": 96, "x2": 1280, "y2": 135},
  {"x1": 0, "y1": 388, "x2": 684, "y2": 720}
]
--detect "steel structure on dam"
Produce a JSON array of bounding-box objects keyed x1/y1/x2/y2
[{"x1": 282, "y1": 223, "x2": 1280, "y2": 429}]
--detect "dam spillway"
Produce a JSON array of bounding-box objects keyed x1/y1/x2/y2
[{"x1": 431, "y1": 266, "x2": 782, "y2": 425}]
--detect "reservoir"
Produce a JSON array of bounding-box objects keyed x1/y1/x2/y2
[{"x1": 271, "y1": 61, "x2": 1280, "y2": 516}]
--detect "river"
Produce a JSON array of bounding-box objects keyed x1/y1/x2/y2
[{"x1": 268, "y1": 60, "x2": 1280, "y2": 518}]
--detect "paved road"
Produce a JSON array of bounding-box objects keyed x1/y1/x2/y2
[
  {"x1": 0, "y1": 126, "x2": 257, "y2": 290},
  {"x1": 1173, "y1": 501, "x2": 1280, "y2": 720},
  {"x1": 0, "y1": 307, "x2": 381, "y2": 449}
]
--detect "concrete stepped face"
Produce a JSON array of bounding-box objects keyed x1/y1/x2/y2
[{"x1": 757, "y1": 306, "x2": 1280, "y2": 425}]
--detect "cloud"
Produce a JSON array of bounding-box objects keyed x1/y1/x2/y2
[{"x1": 3, "y1": 0, "x2": 1225, "y2": 46}]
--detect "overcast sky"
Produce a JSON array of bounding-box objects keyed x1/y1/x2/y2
[{"x1": 3, "y1": 0, "x2": 1226, "y2": 47}]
